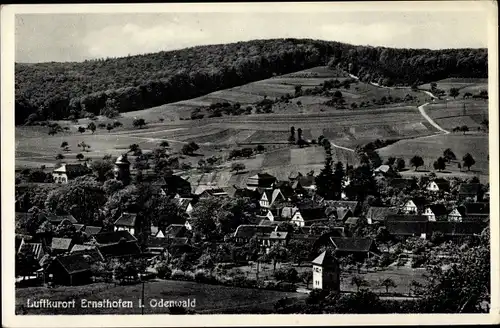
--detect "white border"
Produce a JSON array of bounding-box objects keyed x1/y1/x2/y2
[{"x1": 2, "y1": 2, "x2": 499, "y2": 327}]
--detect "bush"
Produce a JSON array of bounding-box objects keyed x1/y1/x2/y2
[
  {"x1": 194, "y1": 269, "x2": 217, "y2": 284},
  {"x1": 156, "y1": 262, "x2": 172, "y2": 279}
]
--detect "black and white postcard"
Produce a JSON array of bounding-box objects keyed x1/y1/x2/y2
[{"x1": 2, "y1": 2, "x2": 499, "y2": 327}]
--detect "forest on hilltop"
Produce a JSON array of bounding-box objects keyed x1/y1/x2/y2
[{"x1": 15, "y1": 38, "x2": 488, "y2": 125}]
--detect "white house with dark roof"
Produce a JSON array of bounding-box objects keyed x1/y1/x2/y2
[
  {"x1": 113, "y1": 212, "x2": 137, "y2": 236},
  {"x1": 311, "y1": 251, "x2": 340, "y2": 291},
  {"x1": 426, "y1": 178, "x2": 450, "y2": 192},
  {"x1": 52, "y1": 163, "x2": 91, "y2": 184}
]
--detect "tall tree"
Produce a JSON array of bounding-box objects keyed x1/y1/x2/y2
[
  {"x1": 316, "y1": 156, "x2": 335, "y2": 200},
  {"x1": 462, "y1": 153, "x2": 476, "y2": 171},
  {"x1": 410, "y1": 156, "x2": 424, "y2": 171}
]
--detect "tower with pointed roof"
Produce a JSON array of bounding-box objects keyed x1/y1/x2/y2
[
  {"x1": 114, "y1": 154, "x2": 131, "y2": 185},
  {"x1": 311, "y1": 250, "x2": 340, "y2": 291}
]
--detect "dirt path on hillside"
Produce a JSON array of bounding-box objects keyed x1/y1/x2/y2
[{"x1": 417, "y1": 103, "x2": 450, "y2": 134}]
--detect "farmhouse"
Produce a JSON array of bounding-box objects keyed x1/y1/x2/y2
[
  {"x1": 52, "y1": 163, "x2": 91, "y2": 184},
  {"x1": 311, "y1": 251, "x2": 340, "y2": 292},
  {"x1": 290, "y1": 207, "x2": 326, "y2": 227},
  {"x1": 365, "y1": 206, "x2": 398, "y2": 224},
  {"x1": 91, "y1": 230, "x2": 137, "y2": 246},
  {"x1": 401, "y1": 197, "x2": 428, "y2": 214},
  {"x1": 458, "y1": 183, "x2": 483, "y2": 202},
  {"x1": 46, "y1": 254, "x2": 92, "y2": 286},
  {"x1": 246, "y1": 173, "x2": 277, "y2": 190},
  {"x1": 373, "y1": 165, "x2": 396, "y2": 178},
  {"x1": 156, "y1": 224, "x2": 189, "y2": 239},
  {"x1": 233, "y1": 225, "x2": 277, "y2": 243},
  {"x1": 385, "y1": 221, "x2": 428, "y2": 239},
  {"x1": 292, "y1": 175, "x2": 316, "y2": 192},
  {"x1": 423, "y1": 204, "x2": 449, "y2": 221},
  {"x1": 113, "y1": 212, "x2": 137, "y2": 236},
  {"x1": 17, "y1": 240, "x2": 46, "y2": 264},
  {"x1": 196, "y1": 187, "x2": 229, "y2": 199},
  {"x1": 260, "y1": 231, "x2": 289, "y2": 252},
  {"x1": 324, "y1": 200, "x2": 360, "y2": 216},
  {"x1": 259, "y1": 189, "x2": 286, "y2": 209},
  {"x1": 426, "y1": 178, "x2": 450, "y2": 192},
  {"x1": 46, "y1": 214, "x2": 77, "y2": 225},
  {"x1": 177, "y1": 198, "x2": 194, "y2": 216},
  {"x1": 70, "y1": 244, "x2": 105, "y2": 262},
  {"x1": 329, "y1": 237, "x2": 380, "y2": 260},
  {"x1": 457, "y1": 202, "x2": 489, "y2": 221},
  {"x1": 447, "y1": 208, "x2": 463, "y2": 222},
  {"x1": 146, "y1": 237, "x2": 191, "y2": 256},
  {"x1": 50, "y1": 237, "x2": 74, "y2": 255}
]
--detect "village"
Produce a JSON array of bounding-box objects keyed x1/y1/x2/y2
[{"x1": 14, "y1": 132, "x2": 490, "y2": 313}]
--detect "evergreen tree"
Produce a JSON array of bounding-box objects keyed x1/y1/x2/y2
[{"x1": 316, "y1": 156, "x2": 335, "y2": 200}]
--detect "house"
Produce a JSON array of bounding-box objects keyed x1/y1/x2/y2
[
  {"x1": 46, "y1": 254, "x2": 92, "y2": 285},
  {"x1": 233, "y1": 186, "x2": 261, "y2": 199},
  {"x1": 290, "y1": 207, "x2": 326, "y2": 227},
  {"x1": 70, "y1": 244, "x2": 105, "y2": 262},
  {"x1": 447, "y1": 208, "x2": 463, "y2": 222},
  {"x1": 401, "y1": 197, "x2": 428, "y2": 214},
  {"x1": 365, "y1": 206, "x2": 398, "y2": 224},
  {"x1": 344, "y1": 217, "x2": 361, "y2": 226},
  {"x1": 457, "y1": 202, "x2": 489, "y2": 221},
  {"x1": 47, "y1": 214, "x2": 77, "y2": 226},
  {"x1": 146, "y1": 237, "x2": 191, "y2": 256},
  {"x1": 17, "y1": 240, "x2": 46, "y2": 264},
  {"x1": 458, "y1": 183, "x2": 483, "y2": 202},
  {"x1": 196, "y1": 187, "x2": 229, "y2": 199},
  {"x1": 423, "y1": 204, "x2": 449, "y2": 222},
  {"x1": 390, "y1": 178, "x2": 416, "y2": 190},
  {"x1": 292, "y1": 175, "x2": 316, "y2": 192},
  {"x1": 113, "y1": 213, "x2": 137, "y2": 236},
  {"x1": 178, "y1": 198, "x2": 194, "y2": 217},
  {"x1": 52, "y1": 163, "x2": 91, "y2": 184},
  {"x1": 50, "y1": 237, "x2": 74, "y2": 255},
  {"x1": 385, "y1": 221, "x2": 428, "y2": 240},
  {"x1": 84, "y1": 226, "x2": 102, "y2": 236},
  {"x1": 426, "y1": 178, "x2": 450, "y2": 192},
  {"x1": 427, "y1": 221, "x2": 488, "y2": 239},
  {"x1": 329, "y1": 237, "x2": 380, "y2": 260},
  {"x1": 259, "y1": 189, "x2": 286, "y2": 209},
  {"x1": 233, "y1": 225, "x2": 277, "y2": 243},
  {"x1": 156, "y1": 224, "x2": 188, "y2": 239},
  {"x1": 386, "y1": 215, "x2": 428, "y2": 223},
  {"x1": 288, "y1": 171, "x2": 303, "y2": 182},
  {"x1": 73, "y1": 224, "x2": 85, "y2": 232},
  {"x1": 373, "y1": 165, "x2": 396, "y2": 177},
  {"x1": 260, "y1": 231, "x2": 289, "y2": 252},
  {"x1": 324, "y1": 201, "x2": 360, "y2": 215},
  {"x1": 246, "y1": 173, "x2": 277, "y2": 190},
  {"x1": 312, "y1": 251, "x2": 340, "y2": 291},
  {"x1": 91, "y1": 230, "x2": 137, "y2": 246},
  {"x1": 98, "y1": 238, "x2": 142, "y2": 260}
]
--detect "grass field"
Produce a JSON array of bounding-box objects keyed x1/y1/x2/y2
[
  {"x1": 419, "y1": 78, "x2": 488, "y2": 94},
  {"x1": 378, "y1": 133, "x2": 489, "y2": 182},
  {"x1": 16, "y1": 280, "x2": 305, "y2": 314}
]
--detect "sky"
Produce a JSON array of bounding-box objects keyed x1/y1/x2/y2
[{"x1": 14, "y1": 5, "x2": 491, "y2": 63}]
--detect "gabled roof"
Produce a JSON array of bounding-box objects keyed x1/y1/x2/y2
[
  {"x1": 51, "y1": 237, "x2": 73, "y2": 251},
  {"x1": 386, "y1": 215, "x2": 428, "y2": 222},
  {"x1": 259, "y1": 219, "x2": 275, "y2": 226},
  {"x1": 92, "y1": 230, "x2": 137, "y2": 245},
  {"x1": 178, "y1": 198, "x2": 193, "y2": 212},
  {"x1": 234, "y1": 225, "x2": 276, "y2": 239},
  {"x1": 345, "y1": 217, "x2": 360, "y2": 225},
  {"x1": 163, "y1": 224, "x2": 188, "y2": 238},
  {"x1": 199, "y1": 187, "x2": 228, "y2": 197},
  {"x1": 288, "y1": 171, "x2": 303, "y2": 180},
  {"x1": 152, "y1": 177, "x2": 167, "y2": 186},
  {"x1": 431, "y1": 178, "x2": 450, "y2": 190},
  {"x1": 48, "y1": 214, "x2": 77, "y2": 225},
  {"x1": 330, "y1": 237, "x2": 376, "y2": 253},
  {"x1": 406, "y1": 197, "x2": 428, "y2": 209},
  {"x1": 54, "y1": 254, "x2": 91, "y2": 274},
  {"x1": 390, "y1": 178, "x2": 415, "y2": 189},
  {"x1": 293, "y1": 207, "x2": 325, "y2": 221},
  {"x1": 114, "y1": 213, "x2": 137, "y2": 227},
  {"x1": 366, "y1": 207, "x2": 398, "y2": 222},
  {"x1": 295, "y1": 175, "x2": 316, "y2": 188},
  {"x1": 428, "y1": 221, "x2": 487, "y2": 236},
  {"x1": 426, "y1": 204, "x2": 449, "y2": 216},
  {"x1": 337, "y1": 208, "x2": 353, "y2": 221},
  {"x1": 269, "y1": 231, "x2": 288, "y2": 240},
  {"x1": 385, "y1": 221, "x2": 427, "y2": 236},
  {"x1": 115, "y1": 154, "x2": 130, "y2": 165},
  {"x1": 70, "y1": 245, "x2": 105, "y2": 262},
  {"x1": 374, "y1": 165, "x2": 393, "y2": 173},
  {"x1": 53, "y1": 163, "x2": 91, "y2": 179},
  {"x1": 18, "y1": 242, "x2": 45, "y2": 261},
  {"x1": 312, "y1": 251, "x2": 338, "y2": 266},
  {"x1": 463, "y1": 202, "x2": 489, "y2": 215},
  {"x1": 98, "y1": 241, "x2": 142, "y2": 258},
  {"x1": 247, "y1": 173, "x2": 277, "y2": 188},
  {"x1": 73, "y1": 224, "x2": 85, "y2": 232},
  {"x1": 233, "y1": 187, "x2": 260, "y2": 199},
  {"x1": 84, "y1": 226, "x2": 102, "y2": 236},
  {"x1": 459, "y1": 183, "x2": 481, "y2": 195},
  {"x1": 146, "y1": 237, "x2": 190, "y2": 248},
  {"x1": 281, "y1": 206, "x2": 297, "y2": 219},
  {"x1": 324, "y1": 200, "x2": 359, "y2": 210}
]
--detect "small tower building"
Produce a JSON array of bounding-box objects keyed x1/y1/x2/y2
[
  {"x1": 311, "y1": 251, "x2": 340, "y2": 292},
  {"x1": 114, "y1": 154, "x2": 131, "y2": 185}
]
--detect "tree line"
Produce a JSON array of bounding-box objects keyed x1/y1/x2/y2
[{"x1": 16, "y1": 38, "x2": 487, "y2": 125}]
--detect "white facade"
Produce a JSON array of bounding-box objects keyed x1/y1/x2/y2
[
  {"x1": 402, "y1": 200, "x2": 418, "y2": 214},
  {"x1": 114, "y1": 225, "x2": 135, "y2": 236},
  {"x1": 426, "y1": 181, "x2": 440, "y2": 192},
  {"x1": 448, "y1": 209, "x2": 462, "y2": 222},
  {"x1": 266, "y1": 210, "x2": 275, "y2": 222},
  {"x1": 259, "y1": 193, "x2": 270, "y2": 208},
  {"x1": 291, "y1": 210, "x2": 305, "y2": 227},
  {"x1": 52, "y1": 172, "x2": 69, "y2": 184},
  {"x1": 423, "y1": 207, "x2": 437, "y2": 221},
  {"x1": 312, "y1": 264, "x2": 323, "y2": 289}
]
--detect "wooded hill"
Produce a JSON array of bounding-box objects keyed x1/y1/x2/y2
[{"x1": 15, "y1": 38, "x2": 487, "y2": 125}]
